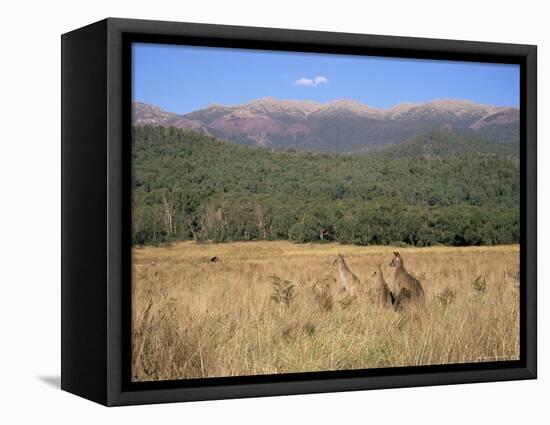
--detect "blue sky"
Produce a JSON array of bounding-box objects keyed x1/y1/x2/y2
[{"x1": 132, "y1": 43, "x2": 520, "y2": 114}]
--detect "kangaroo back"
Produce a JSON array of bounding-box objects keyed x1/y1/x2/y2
[
  {"x1": 374, "y1": 264, "x2": 394, "y2": 307},
  {"x1": 334, "y1": 254, "x2": 361, "y2": 295},
  {"x1": 390, "y1": 252, "x2": 424, "y2": 302}
]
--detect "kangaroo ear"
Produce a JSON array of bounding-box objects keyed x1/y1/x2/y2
[{"x1": 393, "y1": 251, "x2": 398, "y2": 256}]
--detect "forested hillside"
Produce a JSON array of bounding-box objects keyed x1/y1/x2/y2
[
  {"x1": 380, "y1": 130, "x2": 518, "y2": 158},
  {"x1": 132, "y1": 126, "x2": 519, "y2": 246}
]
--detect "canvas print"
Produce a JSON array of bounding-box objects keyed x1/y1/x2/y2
[{"x1": 131, "y1": 43, "x2": 520, "y2": 382}]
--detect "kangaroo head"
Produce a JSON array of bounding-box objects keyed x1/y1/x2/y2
[
  {"x1": 333, "y1": 254, "x2": 344, "y2": 266},
  {"x1": 389, "y1": 251, "x2": 402, "y2": 268}
]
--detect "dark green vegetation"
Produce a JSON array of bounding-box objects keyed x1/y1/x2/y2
[
  {"x1": 132, "y1": 126, "x2": 519, "y2": 246},
  {"x1": 381, "y1": 130, "x2": 518, "y2": 158}
]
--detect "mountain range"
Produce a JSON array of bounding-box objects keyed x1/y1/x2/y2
[{"x1": 133, "y1": 97, "x2": 519, "y2": 153}]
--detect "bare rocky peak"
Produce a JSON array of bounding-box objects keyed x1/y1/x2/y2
[
  {"x1": 132, "y1": 102, "x2": 178, "y2": 125},
  {"x1": 231, "y1": 97, "x2": 319, "y2": 116},
  {"x1": 240, "y1": 97, "x2": 380, "y2": 116},
  {"x1": 469, "y1": 107, "x2": 520, "y2": 129},
  {"x1": 382, "y1": 98, "x2": 502, "y2": 121},
  {"x1": 197, "y1": 97, "x2": 512, "y2": 120},
  {"x1": 423, "y1": 99, "x2": 499, "y2": 115},
  {"x1": 316, "y1": 98, "x2": 381, "y2": 118}
]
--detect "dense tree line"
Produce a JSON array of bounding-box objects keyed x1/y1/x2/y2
[{"x1": 132, "y1": 126, "x2": 519, "y2": 246}]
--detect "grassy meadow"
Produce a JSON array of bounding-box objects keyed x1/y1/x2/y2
[{"x1": 132, "y1": 241, "x2": 519, "y2": 382}]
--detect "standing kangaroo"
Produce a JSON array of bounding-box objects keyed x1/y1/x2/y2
[
  {"x1": 333, "y1": 254, "x2": 361, "y2": 296},
  {"x1": 372, "y1": 263, "x2": 396, "y2": 308},
  {"x1": 389, "y1": 251, "x2": 424, "y2": 302}
]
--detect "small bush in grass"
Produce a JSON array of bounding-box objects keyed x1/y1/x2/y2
[
  {"x1": 303, "y1": 322, "x2": 316, "y2": 337},
  {"x1": 471, "y1": 275, "x2": 487, "y2": 295},
  {"x1": 435, "y1": 287, "x2": 456, "y2": 307},
  {"x1": 270, "y1": 275, "x2": 295, "y2": 307},
  {"x1": 338, "y1": 293, "x2": 355, "y2": 309},
  {"x1": 311, "y1": 277, "x2": 334, "y2": 312}
]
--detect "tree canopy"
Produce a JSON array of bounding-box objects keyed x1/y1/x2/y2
[{"x1": 132, "y1": 126, "x2": 519, "y2": 247}]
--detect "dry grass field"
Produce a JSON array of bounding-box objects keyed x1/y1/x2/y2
[{"x1": 132, "y1": 241, "x2": 519, "y2": 382}]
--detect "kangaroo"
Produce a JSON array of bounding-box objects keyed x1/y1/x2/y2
[
  {"x1": 372, "y1": 263, "x2": 396, "y2": 308},
  {"x1": 389, "y1": 251, "x2": 424, "y2": 302},
  {"x1": 333, "y1": 254, "x2": 361, "y2": 296}
]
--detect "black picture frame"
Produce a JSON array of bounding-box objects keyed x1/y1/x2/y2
[{"x1": 61, "y1": 17, "x2": 537, "y2": 406}]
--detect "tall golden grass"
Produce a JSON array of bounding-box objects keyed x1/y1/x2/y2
[{"x1": 132, "y1": 241, "x2": 519, "y2": 382}]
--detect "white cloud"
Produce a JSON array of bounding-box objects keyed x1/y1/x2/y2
[
  {"x1": 294, "y1": 75, "x2": 328, "y2": 87},
  {"x1": 295, "y1": 77, "x2": 315, "y2": 87},
  {"x1": 314, "y1": 76, "x2": 328, "y2": 85}
]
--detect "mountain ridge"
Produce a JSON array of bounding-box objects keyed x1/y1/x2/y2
[{"x1": 133, "y1": 97, "x2": 519, "y2": 153}]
